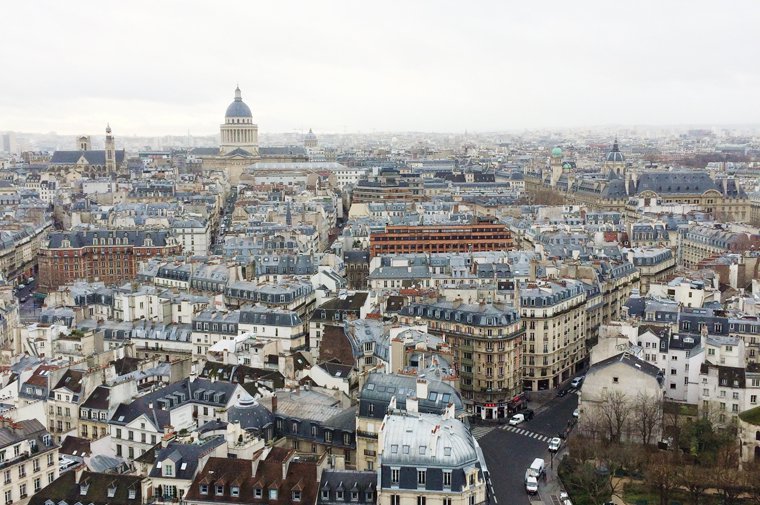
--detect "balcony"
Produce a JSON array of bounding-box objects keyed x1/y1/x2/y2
[{"x1": 356, "y1": 430, "x2": 378, "y2": 440}]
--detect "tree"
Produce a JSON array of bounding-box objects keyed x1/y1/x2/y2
[
  {"x1": 676, "y1": 464, "x2": 709, "y2": 505},
  {"x1": 644, "y1": 452, "x2": 680, "y2": 505},
  {"x1": 631, "y1": 392, "x2": 663, "y2": 445},
  {"x1": 712, "y1": 446, "x2": 744, "y2": 505},
  {"x1": 597, "y1": 390, "x2": 631, "y2": 443}
]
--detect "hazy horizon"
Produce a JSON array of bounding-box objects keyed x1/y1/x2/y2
[{"x1": 2, "y1": 1, "x2": 758, "y2": 136}]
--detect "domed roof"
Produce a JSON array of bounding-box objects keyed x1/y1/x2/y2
[
  {"x1": 606, "y1": 139, "x2": 625, "y2": 163},
  {"x1": 551, "y1": 146, "x2": 562, "y2": 158},
  {"x1": 305, "y1": 128, "x2": 317, "y2": 140},
  {"x1": 225, "y1": 86, "x2": 252, "y2": 118},
  {"x1": 227, "y1": 397, "x2": 274, "y2": 431}
]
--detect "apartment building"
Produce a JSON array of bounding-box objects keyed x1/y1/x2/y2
[
  {"x1": 626, "y1": 247, "x2": 676, "y2": 295},
  {"x1": 356, "y1": 374, "x2": 463, "y2": 472},
  {"x1": 377, "y1": 408, "x2": 488, "y2": 505},
  {"x1": 399, "y1": 300, "x2": 524, "y2": 419},
  {"x1": 38, "y1": 229, "x2": 182, "y2": 292},
  {"x1": 519, "y1": 280, "x2": 587, "y2": 391},
  {"x1": 0, "y1": 419, "x2": 59, "y2": 505}
]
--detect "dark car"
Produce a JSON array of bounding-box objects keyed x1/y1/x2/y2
[
  {"x1": 523, "y1": 409, "x2": 534, "y2": 420},
  {"x1": 557, "y1": 389, "x2": 567, "y2": 397}
]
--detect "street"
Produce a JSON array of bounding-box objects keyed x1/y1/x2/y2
[
  {"x1": 477, "y1": 392, "x2": 578, "y2": 505},
  {"x1": 15, "y1": 279, "x2": 40, "y2": 314}
]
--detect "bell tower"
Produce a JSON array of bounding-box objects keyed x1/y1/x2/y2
[{"x1": 105, "y1": 124, "x2": 116, "y2": 173}]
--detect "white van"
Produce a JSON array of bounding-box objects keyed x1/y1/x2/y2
[{"x1": 525, "y1": 458, "x2": 545, "y2": 480}]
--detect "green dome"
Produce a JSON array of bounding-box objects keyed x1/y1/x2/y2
[{"x1": 551, "y1": 147, "x2": 562, "y2": 158}]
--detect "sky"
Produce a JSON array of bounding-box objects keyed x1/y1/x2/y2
[{"x1": 1, "y1": 0, "x2": 758, "y2": 136}]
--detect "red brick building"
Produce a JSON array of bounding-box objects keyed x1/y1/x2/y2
[
  {"x1": 38, "y1": 230, "x2": 182, "y2": 292},
  {"x1": 369, "y1": 218, "x2": 513, "y2": 257}
]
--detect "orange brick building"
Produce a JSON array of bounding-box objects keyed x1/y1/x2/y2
[
  {"x1": 38, "y1": 230, "x2": 182, "y2": 292},
  {"x1": 369, "y1": 218, "x2": 513, "y2": 257}
]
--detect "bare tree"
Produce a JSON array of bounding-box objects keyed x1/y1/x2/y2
[
  {"x1": 631, "y1": 392, "x2": 663, "y2": 445},
  {"x1": 676, "y1": 464, "x2": 709, "y2": 505},
  {"x1": 713, "y1": 446, "x2": 744, "y2": 505},
  {"x1": 644, "y1": 452, "x2": 680, "y2": 505},
  {"x1": 597, "y1": 390, "x2": 631, "y2": 443}
]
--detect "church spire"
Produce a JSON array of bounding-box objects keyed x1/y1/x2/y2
[{"x1": 234, "y1": 85, "x2": 242, "y2": 101}]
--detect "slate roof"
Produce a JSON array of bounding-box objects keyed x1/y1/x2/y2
[
  {"x1": 109, "y1": 378, "x2": 243, "y2": 430},
  {"x1": 318, "y1": 470, "x2": 376, "y2": 505},
  {"x1": 150, "y1": 437, "x2": 225, "y2": 480},
  {"x1": 47, "y1": 229, "x2": 175, "y2": 248},
  {"x1": 589, "y1": 351, "x2": 664, "y2": 380},
  {"x1": 50, "y1": 149, "x2": 126, "y2": 165},
  {"x1": 359, "y1": 373, "x2": 463, "y2": 420},
  {"x1": 228, "y1": 397, "x2": 275, "y2": 432}
]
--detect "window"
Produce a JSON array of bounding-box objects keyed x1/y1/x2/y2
[
  {"x1": 391, "y1": 495, "x2": 400, "y2": 505},
  {"x1": 325, "y1": 431, "x2": 333, "y2": 442},
  {"x1": 33, "y1": 478, "x2": 41, "y2": 493},
  {"x1": 255, "y1": 488, "x2": 263, "y2": 498},
  {"x1": 269, "y1": 489, "x2": 278, "y2": 500},
  {"x1": 391, "y1": 468, "x2": 399, "y2": 484},
  {"x1": 443, "y1": 471, "x2": 452, "y2": 487},
  {"x1": 164, "y1": 464, "x2": 173, "y2": 476},
  {"x1": 200, "y1": 484, "x2": 209, "y2": 495},
  {"x1": 417, "y1": 497, "x2": 426, "y2": 505},
  {"x1": 612, "y1": 377, "x2": 619, "y2": 384},
  {"x1": 3, "y1": 471, "x2": 8, "y2": 485},
  {"x1": 293, "y1": 490, "x2": 302, "y2": 502},
  {"x1": 5, "y1": 490, "x2": 11, "y2": 505},
  {"x1": 417, "y1": 470, "x2": 426, "y2": 485},
  {"x1": 216, "y1": 485, "x2": 224, "y2": 496},
  {"x1": 129, "y1": 489, "x2": 136, "y2": 499},
  {"x1": 444, "y1": 499, "x2": 452, "y2": 505},
  {"x1": 231, "y1": 486, "x2": 240, "y2": 497}
]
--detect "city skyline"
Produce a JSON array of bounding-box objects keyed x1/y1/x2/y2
[{"x1": 2, "y1": 1, "x2": 759, "y2": 136}]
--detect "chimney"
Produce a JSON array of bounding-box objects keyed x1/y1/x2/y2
[
  {"x1": 407, "y1": 396, "x2": 419, "y2": 413},
  {"x1": 442, "y1": 402, "x2": 456, "y2": 420},
  {"x1": 271, "y1": 394, "x2": 278, "y2": 414},
  {"x1": 416, "y1": 378, "x2": 428, "y2": 402}
]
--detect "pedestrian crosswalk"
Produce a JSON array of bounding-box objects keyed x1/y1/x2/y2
[
  {"x1": 471, "y1": 424, "x2": 553, "y2": 442},
  {"x1": 500, "y1": 425, "x2": 552, "y2": 442},
  {"x1": 471, "y1": 426, "x2": 495, "y2": 439}
]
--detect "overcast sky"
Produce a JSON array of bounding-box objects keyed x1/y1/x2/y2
[{"x1": 1, "y1": 1, "x2": 758, "y2": 136}]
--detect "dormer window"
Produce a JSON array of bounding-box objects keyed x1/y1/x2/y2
[
  {"x1": 128, "y1": 489, "x2": 136, "y2": 499},
  {"x1": 351, "y1": 491, "x2": 359, "y2": 501},
  {"x1": 321, "y1": 490, "x2": 329, "y2": 500},
  {"x1": 200, "y1": 484, "x2": 209, "y2": 495},
  {"x1": 269, "y1": 489, "x2": 278, "y2": 500},
  {"x1": 255, "y1": 488, "x2": 263, "y2": 498},
  {"x1": 231, "y1": 486, "x2": 240, "y2": 497},
  {"x1": 292, "y1": 490, "x2": 302, "y2": 502},
  {"x1": 216, "y1": 485, "x2": 224, "y2": 496},
  {"x1": 163, "y1": 464, "x2": 173, "y2": 477},
  {"x1": 336, "y1": 490, "x2": 344, "y2": 500},
  {"x1": 80, "y1": 483, "x2": 89, "y2": 495},
  {"x1": 107, "y1": 485, "x2": 117, "y2": 498}
]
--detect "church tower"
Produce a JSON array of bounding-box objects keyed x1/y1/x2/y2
[
  {"x1": 78, "y1": 135, "x2": 91, "y2": 151},
  {"x1": 105, "y1": 124, "x2": 116, "y2": 173},
  {"x1": 549, "y1": 146, "x2": 563, "y2": 188}
]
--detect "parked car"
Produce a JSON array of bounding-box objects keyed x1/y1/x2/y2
[
  {"x1": 548, "y1": 437, "x2": 562, "y2": 452},
  {"x1": 557, "y1": 388, "x2": 567, "y2": 397},
  {"x1": 17, "y1": 283, "x2": 25, "y2": 290},
  {"x1": 523, "y1": 409, "x2": 534, "y2": 420},
  {"x1": 509, "y1": 414, "x2": 525, "y2": 426},
  {"x1": 525, "y1": 476, "x2": 538, "y2": 495},
  {"x1": 570, "y1": 376, "x2": 585, "y2": 388},
  {"x1": 559, "y1": 492, "x2": 573, "y2": 505}
]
